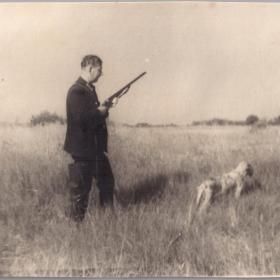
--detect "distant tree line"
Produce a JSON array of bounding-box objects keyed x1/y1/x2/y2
[
  {"x1": 135, "y1": 123, "x2": 178, "y2": 128},
  {"x1": 192, "y1": 118, "x2": 246, "y2": 126},
  {"x1": 192, "y1": 114, "x2": 280, "y2": 126},
  {"x1": 30, "y1": 111, "x2": 66, "y2": 126},
  {"x1": 29, "y1": 111, "x2": 280, "y2": 128}
]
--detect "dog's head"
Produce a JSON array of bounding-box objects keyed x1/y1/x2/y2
[{"x1": 236, "y1": 161, "x2": 254, "y2": 177}]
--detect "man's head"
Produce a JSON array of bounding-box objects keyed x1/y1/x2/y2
[{"x1": 81, "y1": 55, "x2": 103, "y2": 83}]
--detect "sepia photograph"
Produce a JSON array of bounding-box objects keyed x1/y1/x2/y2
[{"x1": 1, "y1": 1, "x2": 280, "y2": 277}]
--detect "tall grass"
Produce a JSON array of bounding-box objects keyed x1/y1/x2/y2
[{"x1": 1, "y1": 124, "x2": 280, "y2": 276}]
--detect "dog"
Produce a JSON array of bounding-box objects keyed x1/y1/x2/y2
[{"x1": 195, "y1": 161, "x2": 258, "y2": 213}]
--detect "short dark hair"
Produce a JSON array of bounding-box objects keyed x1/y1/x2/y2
[{"x1": 81, "y1": 55, "x2": 102, "y2": 68}]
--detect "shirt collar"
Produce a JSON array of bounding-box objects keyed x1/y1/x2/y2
[{"x1": 76, "y1": 77, "x2": 95, "y2": 91}]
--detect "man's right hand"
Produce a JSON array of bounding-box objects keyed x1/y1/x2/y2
[{"x1": 98, "y1": 105, "x2": 109, "y2": 118}]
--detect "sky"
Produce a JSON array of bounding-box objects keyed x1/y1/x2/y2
[{"x1": 1, "y1": 2, "x2": 280, "y2": 125}]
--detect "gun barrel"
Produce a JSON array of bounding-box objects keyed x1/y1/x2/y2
[
  {"x1": 108, "y1": 72, "x2": 147, "y2": 101},
  {"x1": 125, "y1": 71, "x2": 147, "y2": 87}
]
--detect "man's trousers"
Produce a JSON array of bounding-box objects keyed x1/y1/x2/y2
[{"x1": 68, "y1": 152, "x2": 115, "y2": 222}]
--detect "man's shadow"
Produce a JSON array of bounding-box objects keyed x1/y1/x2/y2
[{"x1": 115, "y1": 171, "x2": 190, "y2": 208}]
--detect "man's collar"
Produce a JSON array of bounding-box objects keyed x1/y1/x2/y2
[
  {"x1": 76, "y1": 77, "x2": 95, "y2": 90},
  {"x1": 76, "y1": 76, "x2": 87, "y2": 85}
]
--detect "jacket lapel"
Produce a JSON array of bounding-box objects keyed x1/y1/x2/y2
[{"x1": 76, "y1": 77, "x2": 100, "y2": 106}]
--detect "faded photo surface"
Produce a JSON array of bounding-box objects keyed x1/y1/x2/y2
[{"x1": 1, "y1": 1, "x2": 280, "y2": 277}]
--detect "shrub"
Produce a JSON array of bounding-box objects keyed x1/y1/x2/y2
[
  {"x1": 246, "y1": 115, "x2": 259, "y2": 125},
  {"x1": 30, "y1": 111, "x2": 65, "y2": 126}
]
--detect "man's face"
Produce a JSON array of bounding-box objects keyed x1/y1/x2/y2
[{"x1": 89, "y1": 64, "x2": 102, "y2": 83}]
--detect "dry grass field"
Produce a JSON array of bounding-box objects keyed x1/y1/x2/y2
[{"x1": 1, "y1": 123, "x2": 280, "y2": 276}]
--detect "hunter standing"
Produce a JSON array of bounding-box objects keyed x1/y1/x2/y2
[{"x1": 64, "y1": 55, "x2": 115, "y2": 222}]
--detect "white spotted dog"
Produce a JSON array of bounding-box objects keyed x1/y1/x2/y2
[{"x1": 196, "y1": 161, "x2": 257, "y2": 213}]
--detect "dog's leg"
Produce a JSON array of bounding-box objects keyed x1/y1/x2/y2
[
  {"x1": 235, "y1": 178, "x2": 244, "y2": 199},
  {"x1": 198, "y1": 187, "x2": 212, "y2": 213},
  {"x1": 196, "y1": 184, "x2": 204, "y2": 207}
]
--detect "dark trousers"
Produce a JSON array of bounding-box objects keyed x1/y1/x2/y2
[{"x1": 68, "y1": 152, "x2": 114, "y2": 222}]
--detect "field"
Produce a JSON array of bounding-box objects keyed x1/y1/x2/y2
[{"x1": 1, "y1": 123, "x2": 280, "y2": 276}]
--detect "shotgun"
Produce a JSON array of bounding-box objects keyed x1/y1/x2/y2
[{"x1": 102, "y1": 72, "x2": 147, "y2": 108}]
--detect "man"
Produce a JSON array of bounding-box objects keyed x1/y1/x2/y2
[{"x1": 64, "y1": 55, "x2": 115, "y2": 222}]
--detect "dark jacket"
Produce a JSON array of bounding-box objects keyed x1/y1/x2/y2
[{"x1": 64, "y1": 77, "x2": 108, "y2": 159}]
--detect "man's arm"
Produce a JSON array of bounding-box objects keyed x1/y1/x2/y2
[{"x1": 67, "y1": 88, "x2": 108, "y2": 126}]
